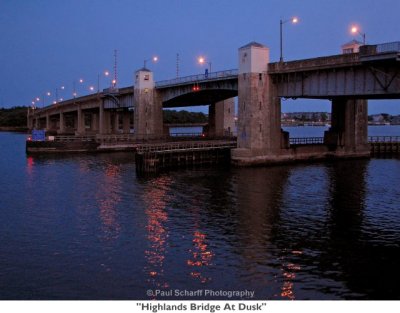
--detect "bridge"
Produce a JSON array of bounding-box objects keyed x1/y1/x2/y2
[{"x1": 27, "y1": 40, "x2": 400, "y2": 166}]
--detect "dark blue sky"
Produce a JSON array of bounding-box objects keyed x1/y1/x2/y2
[{"x1": 1, "y1": 0, "x2": 399, "y2": 113}]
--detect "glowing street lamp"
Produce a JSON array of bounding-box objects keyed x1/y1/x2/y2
[
  {"x1": 280, "y1": 16, "x2": 299, "y2": 62},
  {"x1": 97, "y1": 70, "x2": 110, "y2": 92},
  {"x1": 350, "y1": 25, "x2": 366, "y2": 45},
  {"x1": 143, "y1": 56, "x2": 158, "y2": 68},
  {"x1": 198, "y1": 56, "x2": 211, "y2": 73}
]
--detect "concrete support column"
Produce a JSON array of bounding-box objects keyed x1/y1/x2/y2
[
  {"x1": 208, "y1": 103, "x2": 216, "y2": 137},
  {"x1": 92, "y1": 113, "x2": 98, "y2": 132},
  {"x1": 212, "y1": 98, "x2": 235, "y2": 137},
  {"x1": 46, "y1": 113, "x2": 50, "y2": 130},
  {"x1": 232, "y1": 42, "x2": 286, "y2": 165},
  {"x1": 27, "y1": 108, "x2": 33, "y2": 130},
  {"x1": 134, "y1": 69, "x2": 163, "y2": 140},
  {"x1": 99, "y1": 103, "x2": 105, "y2": 134},
  {"x1": 77, "y1": 107, "x2": 85, "y2": 134},
  {"x1": 103, "y1": 111, "x2": 111, "y2": 134},
  {"x1": 122, "y1": 111, "x2": 131, "y2": 134},
  {"x1": 114, "y1": 112, "x2": 120, "y2": 133},
  {"x1": 59, "y1": 112, "x2": 65, "y2": 134},
  {"x1": 324, "y1": 99, "x2": 369, "y2": 155}
]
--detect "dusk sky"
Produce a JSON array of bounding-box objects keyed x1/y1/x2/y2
[{"x1": 1, "y1": 0, "x2": 399, "y2": 113}]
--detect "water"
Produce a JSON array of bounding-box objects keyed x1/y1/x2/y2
[
  {"x1": 171, "y1": 125, "x2": 400, "y2": 137},
  {"x1": 0, "y1": 129, "x2": 399, "y2": 300},
  {"x1": 284, "y1": 125, "x2": 400, "y2": 137}
]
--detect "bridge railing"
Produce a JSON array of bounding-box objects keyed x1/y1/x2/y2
[
  {"x1": 155, "y1": 69, "x2": 238, "y2": 88},
  {"x1": 290, "y1": 137, "x2": 324, "y2": 145},
  {"x1": 268, "y1": 53, "x2": 360, "y2": 73},
  {"x1": 288, "y1": 136, "x2": 400, "y2": 145},
  {"x1": 376, "y1": 41, "x2": 400, "y2": 53},
  {"x1": 135, "y1": 140, "x2": 237, "y2": 153},
  {"x1": 53, "y1": 135, "x2": 96, "y2": 142},
  {"x1": 368, "y1": 136, "x2": 400, "y2": 143}
]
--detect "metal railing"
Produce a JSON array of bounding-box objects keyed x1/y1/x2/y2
[
  {"x1": 268, "y1": 53, "x2": 360, "y2": 73},
  {"x1": 368, "y1": 136, "x2": 400, "y2": 143},
  {"x1": 155, "y1": 69, "x2": 238, "y2": 88},
  {"x1": 290, "y1": 137, "x2": 324, "y2": 145},
  {"x1": 96, "y1": 134, "x2": 136, "y2": 142},
  {"x1": 53, "y1": 135, "x2": 96, "y2": 142},
  {"x1": 135, "y1": 140, "x2": 237, "y2": 153},
  {"x1": 170, "y1": 132, "x2": 204, "y2": 137},
  {"x1": 376, "y1": 41, "x2": 400, "y2": 53}
]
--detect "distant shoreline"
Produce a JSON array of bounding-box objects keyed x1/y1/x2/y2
[{"x1": 0, "y1": 126, "x2": 28, "y2": 133}]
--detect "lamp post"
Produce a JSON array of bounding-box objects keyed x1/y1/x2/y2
[
  {"x1": 143, "y1": 56, "x2": 158, "y2": 68},
  {"x1": 97, "y1": 70, "x2": 110, "y2": 92},
  {"x1": 351, "y1": 25, "x2": 366, "y2": 45},
  {"x1": 280, "y1": 16, "x2": 298, "y2": 62},
  {"x1": 198, "y1": 56, "x2": 211, "y2": 73}
]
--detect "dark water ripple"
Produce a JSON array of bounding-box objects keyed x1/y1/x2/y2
[{"x1": 0, "y1": 132, "x2": 399, "y2": 300}]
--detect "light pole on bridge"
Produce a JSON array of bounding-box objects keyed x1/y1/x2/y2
[
  {"x1": 198, "y1": 56, "x2": 211, "y2": 74},
  {"x1": 280, "y1": 16, "x2": 299, "y2": 62},
  {"x1": 143, "y1": 56, "x2": 158, "y2": 69},
  {"x1": 351, "y1": 25, "x2": 366, "y2": 45}
]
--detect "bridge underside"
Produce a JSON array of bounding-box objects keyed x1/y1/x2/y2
[
  {"x1": 162, "y1": 89, "x2": 237, "y2": 107},
  {"x1": 270, "y1": 58, "x2": 400, "y2": 100}
]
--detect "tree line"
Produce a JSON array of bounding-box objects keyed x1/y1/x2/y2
[
  {"x1": 0, "y1": 106, "x2": 208, "y2": 128},
  {"x1": 0, "y1": 106, "x2": 28, "y2": 127},
  {"x1": 163, "y1": 109, "x2": 207, "y2": 124}
]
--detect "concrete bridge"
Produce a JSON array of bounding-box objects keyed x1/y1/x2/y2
[{"x1": 28, "y1": 40, "x2": 400, "y2": 165}]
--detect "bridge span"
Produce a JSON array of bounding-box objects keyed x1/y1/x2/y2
[{"x1": 27, "y1": 40, "x2": 400, "y2": 166}]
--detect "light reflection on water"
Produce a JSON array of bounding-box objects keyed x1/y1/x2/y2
[{"x1": 0, "y1": 131, "x2": 399, "y2": 300}]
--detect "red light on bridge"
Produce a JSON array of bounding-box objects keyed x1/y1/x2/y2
[{"x1": 192, "y1": 84, "x2": 200, "y2": 92}]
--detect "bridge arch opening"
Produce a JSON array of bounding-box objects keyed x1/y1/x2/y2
[{"x1": 281, "y1": 99, "x2": 332, "y2": 139}]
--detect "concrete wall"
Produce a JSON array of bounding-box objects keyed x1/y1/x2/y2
[
  {"x1": 233, "y1": 42, "x2": 285, "y2": 163},
  {"x1": 208, "y1": 98, "x2": 235, "y2": 137},
  {"x1": 134, "y1": 69, "x2": 163, "y2": 139}
]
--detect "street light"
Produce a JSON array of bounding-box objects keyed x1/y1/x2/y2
[
  {"x1": 280, "y1": 16, "x2": 299, "y2": 62},
  {"x1": 73, "y1": 78, "x2": 85, "y2": 97},
  {"x1": 350, "y1": 25, "x2": 366, "y2": 45},
  {"x1": 97, "y1": 70, "x2": 110, "y2": 92},
  {"x1": 198, "y1": 56, "x2": 211, "y2": 73},
  {"x1": 143, "y1": 56, "x2": 158, "y2": 68}
]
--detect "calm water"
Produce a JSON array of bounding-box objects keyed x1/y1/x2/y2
[{"x1": 0, "y1": 129, "x2": 399, "y2": 300}]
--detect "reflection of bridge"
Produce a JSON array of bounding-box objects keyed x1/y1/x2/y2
[{"x1": 28, "y1": 40, "x2": 400, "y2": 165}]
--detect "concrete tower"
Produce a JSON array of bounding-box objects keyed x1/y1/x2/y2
[
  {"x1": 232, "y1": 42, "x2": 285, "y2": 165},
  {"x1": 133, "y1": 68, "x2": 163, "y2": 139}
]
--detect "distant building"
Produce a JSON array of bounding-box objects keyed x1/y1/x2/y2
[
  {"x1": 370, "y1": 114, "x2": 385, "y2": 123},
  {"x1": 391, "y1": 115, "x2": 400, "y2": 125},
  {"x1": 341, "y1": 40, "x2": 363, "y2": 54}
]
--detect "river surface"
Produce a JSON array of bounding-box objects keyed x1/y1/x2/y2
[{"x1": 0, "y1": 128, "x2": 399, "y2": 300}]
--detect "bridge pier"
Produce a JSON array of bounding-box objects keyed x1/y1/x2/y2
[
  {"x1": 232, "y1": 42, "x2": 287, "y2": 165},
  {"x1": 134, "y1": 68, "x2": 163, "y2": 140},
  {"x1": 324, "y1": 99, "x2": 370, "y2": 156},
  {"x1": 208, "y1": 98, "x2": 235, "y2": 137}
]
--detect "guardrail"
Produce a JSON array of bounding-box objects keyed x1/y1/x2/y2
[
  {"x1": 135, "y1": 140, "x2": 237, "y2": 153},
  {"x1": 376, "y1": 41, "x2": 400, "y2": 53},
  {"x1": 290, "y1": 137, "x2": 324, "y2": 145},
  {"x1": 155, "y1": 69, "x2": 238, "y2": 88},
  {"x1": 96, "y1": 134, "x2": 136, "y2": 142},
  {"x1": 368, "y1": 136, "x2": 400, "y2": 143},
  {"x1": 170, "y1": 132, "x2": 204, "y2": 137},
  {"x1": 268, "y1": 53, "x2": 360, "y2": 73},
  {"x1": 53, "y1": 135, "x2": 96, "y2": 142}
]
